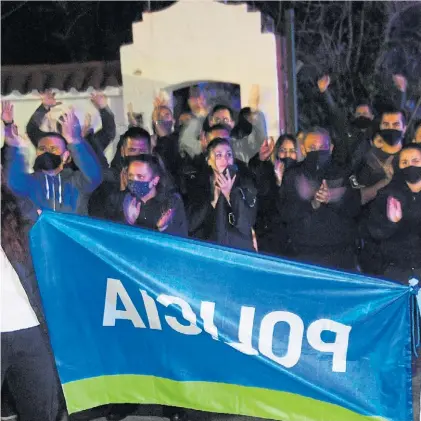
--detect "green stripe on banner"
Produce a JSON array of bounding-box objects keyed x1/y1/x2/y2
[{"x1": 63, "y1": 375, "x2": 387, "y2": 421}]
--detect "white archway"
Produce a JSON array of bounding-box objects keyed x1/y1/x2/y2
[{"x1": 120, "y1": 0, "x2": 283, "y2": 135}]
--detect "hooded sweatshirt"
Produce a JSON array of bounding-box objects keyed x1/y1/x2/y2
[{"x1": 7, "y1": 140, "x2": 102, "y2": 215}]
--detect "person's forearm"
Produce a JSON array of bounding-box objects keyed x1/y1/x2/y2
[
  {"x1": 7, "y1": 146, "x2": 33, "y2": 196},
  {"x1": 26, "y1": 105, "x2": 49, "y2": 146},
  {"x1": 179, "y1": 116, "x2": 205, "y2": 157},
  {"x1": 68, "y1": 140, "x2": 103, "y2": 191},
  {"x1": 361, "y1": 178, "x2": 390, "y2": 205}
]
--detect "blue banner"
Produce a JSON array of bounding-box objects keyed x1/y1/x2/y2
[{"x1": 30, "y1": 212, "x2": 413, "y2": 421}]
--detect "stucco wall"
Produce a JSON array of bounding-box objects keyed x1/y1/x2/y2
[{"x1": 120, "y1": 0, "x2": 282, "y2": 136}]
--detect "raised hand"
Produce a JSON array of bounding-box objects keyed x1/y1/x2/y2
[
  {"x1": 216, "y1": 171, "x2": 236, "y2": 202},
  {"x1": 123, "y1": 195, "x2": 141, "y2": 225},
  {"x1": 1, "y1": 101, "x2": 14, "y2": 124},
  {"x1": 392, "y1": 74, "x2": 407, "y2": 93},
  {"x1": 40, "y1": 90, "x2": 62, "y2": 109},
  {"x1": 82, "y1": 113, "x2": 92, "y2": 138},
  {"x1": 249, "y1": 84, "x2": 260, "y2": 111},
  {"x1": 60, "y1": 108, "x2": 81, "y2": 144},
  {"x1": 259, "y1": 137, "x2": 275, "y2": 161},
  {"x1": 157, "y1": 208, "x2": 175, "y2": 232},
  {"x1": 317, "y1": 75, "x2": 331, "y2": 93},
  {"x1": 4, "y1": 123, "x2": 25, "y2": 148},
  {"x1": 274, "y1": 159, "x2": 285, "y2": 186},
  {"x1": 90, "y1": 92, "x2": 108, "y2": 109},
  {"x1": 387, "y1": 196, "x2": 402, "y2": 223},
  {"x1": 153, "y1": 90, "x2": 170, "y2": 109}
]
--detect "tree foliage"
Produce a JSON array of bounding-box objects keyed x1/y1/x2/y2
[{"x1": 2, "y1": 1, "x2": 420, "y2": 126}]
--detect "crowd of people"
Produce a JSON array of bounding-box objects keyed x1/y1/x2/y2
[{"x1": 1, "y1": 73, "x2": 420, "y2": 421}]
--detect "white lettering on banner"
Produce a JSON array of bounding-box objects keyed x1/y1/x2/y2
[
  {"x1": 103, "y1": 278, "x2": 146, "y2": 328},
  {"x1": 156, "y1": 294, "x2": 202, "y2": 335},
  {"x1": 259, "y1": 311, "x2": 304, "y2": 368},
  {"x1": 200, "y1": 301, "x2": 219, "y2": 340},
  {"x1": 306, "y1": 319, "x2": 352, "y2": 373},
  {"x1": 227, "y1": 306, "x2": 259, "y2": 355},
  {"x1": 102, "y1": 278, "x2": 352, "y2": 372},
  {"x1": 141, "y1": 290, "x2": 162, "y2": 330}
]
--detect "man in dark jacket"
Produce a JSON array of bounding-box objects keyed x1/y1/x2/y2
[
  {"x1": 317, "y1": 74, "x2": 407, "y2": 170},
  {"x1": 280, "y1": 128, "x2": 361, "y2": 270},
  {"x1": 26, "y1": 91, "x2": 116, "y2": 167},
  {"x1": 354, "y1": 107, "x2": 407, "y2": 204},
  {"x1": 6, "y1": 109, "x2": 102, "y2": 215},
  {"x1": 89, "y1": 127, "x2": 152, "y2": 219}
]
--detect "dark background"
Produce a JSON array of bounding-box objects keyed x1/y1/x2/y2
[{"x1": 2, "y1": 1, "x2": 421, "y2": 127}]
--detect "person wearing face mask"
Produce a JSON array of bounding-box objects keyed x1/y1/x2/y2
[
  {"x1": 25, "y1": 91, "x2": 116, "y2": 169},
  {"x1": 279, "y1": 128, "x2": 361, "y2": 270},
  {"x1": 365, "y1": 144, "x2": 421, "y2": 421},
  {"x1": 366, "y1": 143, "x2": 421, "y2": 282},
  {"x1": 88, "y1": 127, "x2": 153, "y2": 219},
  {"x1": 185, "y1": 138, "x2": 257, "y2": 250},
  {"x1": 152, "y1": 105, "x2": 182, "y2": 183},
  {"x1": 4, "y1": 109, "x2": 102, "y2": 215},
  {"x1": 317, "y1": 74, "x2": 407, "y2": 169},
  {"x1": 109, "y1": 155, "x2": 188, "y2": 236},
  {"x1": 354, "y1": 107, "x2": 407, "y2": 205},
  {"x1": 248, "y1": 134, "x2": 298, "y2": 256}
]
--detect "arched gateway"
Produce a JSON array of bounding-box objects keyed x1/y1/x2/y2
[{"x1": 120, "y1": 0, "x2": 284, "y2": 135}]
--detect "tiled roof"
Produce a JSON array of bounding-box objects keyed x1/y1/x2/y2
[{"x1": 1, "y1": 60, "x2": 122, "y2": 96}]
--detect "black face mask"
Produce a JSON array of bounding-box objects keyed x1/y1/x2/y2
[
  {"x1": 305, "y1": 150, "x2": 331, "y2": 169},
  {"x1": 353, "y1": 116, "x2": 372, "y2": 130},
  {"x1": 33, "y1": 152, "x2": 62, "y2": 171},
  {"x1": 401, "y1": 166, "x2": 421, "y2": 184},
  {"x1": 280, "y1": 157, "x2": 297, "y2": 170},
  {"x1": 379, "y1": 129, "x2": 403, "y2": 146}
]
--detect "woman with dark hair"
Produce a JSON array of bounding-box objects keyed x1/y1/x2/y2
[
  {"x1": 186, "y1": 138, "x2": 257, "y2": 250},
  {"x1": 1, "y1": 173, "x2": 60, "y2": 421},
  {"x1": 248, "y1": 134, "x2": 298, "y2": 255},
  {"x1": 106, "y1": 154, "x2": 188, "y2": 236},
  {"x1": 365, "y1": 143, "x2": 421, "y2": 421}
]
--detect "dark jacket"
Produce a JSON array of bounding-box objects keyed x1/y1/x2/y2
[
  {"x1": 186, "y1": 165, "x2": 257, "y2": 251},
  {"x1": 366, "y1": 178, "x2": 421, "y2": 269},
  {"x1": 153, "y1": 131, "x2": 184, "y2": 186},
  {"x1": 353, "y1": 147, "x2": 399, "y2": 189},
  {"x1": 280, "y1": 158, "x2": 361, "y2": 255},
  {"x1": 179, "y1": 152, "x2": 250, "y2": 197},
  {"x1": 103, "y1": 189, "x2": 188, "y2": 237},
  {"x1": 248, "y1": 154, "x2": 290, "y2": 256},
  {"x1": 26, "y1": 104, "x2": 116, "y2": 167},
  {"x1": 320, "y1": 87, "x2": 406, "y2": 169},
  {"x1": 7, "y1": 140, "x2": 102, "y2": 215}
]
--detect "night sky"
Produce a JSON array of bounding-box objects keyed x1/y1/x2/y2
[{"x1": 1, "y1": 1, "x2": 294, "y2": 66}]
